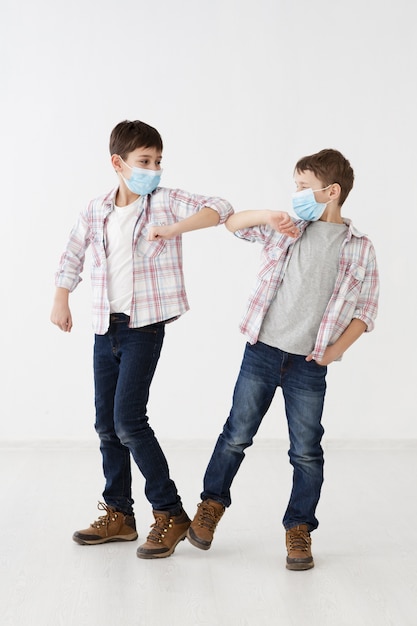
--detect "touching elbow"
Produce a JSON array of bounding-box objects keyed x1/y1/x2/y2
[{"x1": 225, "y1": 217, "x2": 237, "y2": 233}]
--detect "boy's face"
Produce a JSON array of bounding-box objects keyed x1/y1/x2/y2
[
  {"x1": 294, "y1": 168, "x2": 342, "y2": 217},
  {"x1": 114, "y1": 146, "x2": 163, "y2": 176},
  {"x1": 294, "y1": 169, "x2": 329, "y2": 202}
]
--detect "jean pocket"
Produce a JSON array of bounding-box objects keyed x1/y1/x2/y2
[{"x1": 131, "y1": 322, "x2": 165, "y2": 334}]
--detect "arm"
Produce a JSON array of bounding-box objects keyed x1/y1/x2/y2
[
  {"x1": 147, "y1": 207, "x2": 220, "y2": 240},
  {"x1": 51, "y1": 204, "x2": 94, "y2": 330},
  {"x1": 225, "y1": 210, "x2": 299, "y2": 237},
  {"x1": 306, "y1": 318, "x2": 367, "y2": 366},
  {"x1": 50, "y1": 287, "x2": 73, "y2": 332}
]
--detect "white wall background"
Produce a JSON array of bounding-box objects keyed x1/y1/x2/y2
[{"x1": 1, "y1": 0, "x2": 415, "y2": 442}]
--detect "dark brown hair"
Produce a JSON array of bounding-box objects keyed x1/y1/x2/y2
[
  {"x1": 109, "y1": 120, "x2": 163, "y2": 158},
  {"x1": 295, "y1": 149, "x2": 354, "y2": 206}
]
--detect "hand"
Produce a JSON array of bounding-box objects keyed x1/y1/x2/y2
[
  {"x1": 305, "y1": 345, "x2": 340, "y2": 366},
  {"x1": 147, "y1": 224, "x2": 178, "y2": 241},
  {"x1": 268, "y1": 212, "x2": 299, "y2": 238},
  {"x1": 50, "y1": 303, "x2": 73, "y2": 332}
]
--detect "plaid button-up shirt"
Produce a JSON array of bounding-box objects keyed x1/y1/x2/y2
[
  {"x1": 55, "y1": 186, "x2": 234, "y2": 334},
  {"x1": 235, "y1": 218, "x2": 379, "y2": 362}
]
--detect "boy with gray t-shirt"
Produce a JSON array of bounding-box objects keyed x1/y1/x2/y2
[{"x1": 186, "y1": 149, "x2": 379, "y2": 570}]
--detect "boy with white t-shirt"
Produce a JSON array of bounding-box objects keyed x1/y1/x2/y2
[{"x1": 50, "y1": 119, "x2": 241, "y2": 559}]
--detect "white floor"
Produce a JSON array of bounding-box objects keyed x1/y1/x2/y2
[{"x1": 1, "y1": 439, "x2": 416, "y2": 626}]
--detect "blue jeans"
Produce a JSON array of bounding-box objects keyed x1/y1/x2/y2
[
  {"x1": 93, "y1": 313, "x2": 181, "y2": 516},
  {"x1": 202, "y1": 341, "x2": 327, "y2": 531}
]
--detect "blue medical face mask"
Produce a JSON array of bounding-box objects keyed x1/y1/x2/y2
[
  {"x1": 119, "y1": 157, "x2": 162, "y2": 196},
  {"x1": 292, "y1": 185, "x2": 332, "y2": 221}
]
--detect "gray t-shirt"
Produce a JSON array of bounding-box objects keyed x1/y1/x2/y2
[{"x1": 258, "y1": 220, "x2": 347, "y2": 355}]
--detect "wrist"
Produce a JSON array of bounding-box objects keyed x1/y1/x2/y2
[
  {"x1": 170, "y1": 222, "x2": 182, "y2": 236},
  {"x1": 264, "y1": 210, "x2": 275, "y2": 226},
  {"x1": 54, "y1": 287, "x2": 69, "y2": 303},
  {"x1": 328, "y1": 343, "x2": 342, "y2": 361}
]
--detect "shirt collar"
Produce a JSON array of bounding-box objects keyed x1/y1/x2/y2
[
  {"x1": 103, "y1": 186, "x2": 150, "y2": 214},
  {"x1": 295, "y1": 217, "x2": 366, "y2": 239},
  {"x1": 103, "y1": 187, "x2": 119, "y2": 211},
  {"x1": 342, "y1": 217, "x2": 366, "y2": 239}
]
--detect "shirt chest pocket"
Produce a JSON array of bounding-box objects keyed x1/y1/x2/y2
[
  {"x1": 135, "y1": 235, "x2": 167, "y2": 258},
  {"x1": 89, "y1": 232, "x2": 103, "y2": 266},
  {"x1": 341, "y1": 263, "x2": 366, "y2": 301}
]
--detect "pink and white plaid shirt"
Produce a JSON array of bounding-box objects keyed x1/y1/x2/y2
[
  {"x1": 55, "y1": 186, "x2": 234, "y2": 334},
  {"x1": 235, "y1": 218, "x2": 379, "y2": 362}
]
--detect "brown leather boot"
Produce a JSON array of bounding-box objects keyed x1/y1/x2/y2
[
  {"x1": 72, "y1": 502, "x2": 138, "y2": 545},
  {"x1": 136, "y1": 509, "x2": 191, "y2": 559},
  {"x1": 186, "y1": 499, "x2": 225, "y2": 550},
  {"x1": 286, "y1": 524, "x2": 314, "y2": 570}
]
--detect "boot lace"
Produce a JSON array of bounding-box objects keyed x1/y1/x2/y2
[
  {"x1": 91, "y1": 502, "x2": 119, "y2": 529},
  {"x1": 287, "y1": 527, "x2": 311, "y2": 553},
  {"x1": 146, "y1": 514, "x2": 173, "y2": 544},
  {"x1": 197, "y1": 501, "x2": 222, "y2": 531}
]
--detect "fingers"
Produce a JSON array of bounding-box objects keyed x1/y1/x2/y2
[
  {"x1": 147, "y1": 227, "x2": 159, "y2": 241},
  {"x1": 51, "y1": 316, "x2": 72, "y2": 332},
  {"x1": 281, "y1": 222, "x2": 300, "y2": 238},
  {"x1": 271, "y1": 214, "x2": 300, "y2": 237},
  {"x1": 58, "y1": 319, "x2": 72, "y2": 332},
  {"x1": 148, "y1": 227, "x2": 166, "y2": 240},
  {"x1": 147, "y1": 223, "x2": 175, "y2": 240}
]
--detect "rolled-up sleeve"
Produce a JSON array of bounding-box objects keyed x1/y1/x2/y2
[
  {"x1": 353, "y1": 245, "x2": 379, "y2": 332},
  {"x1": 55, "y1": 209, "x2": 90, "y2": 292},
  {"x1": 202, "y1": 197, "x2": 234, "y2": 224},
  {"x1": 169, "y1": 189, "x2": 233, "y2": 224}
]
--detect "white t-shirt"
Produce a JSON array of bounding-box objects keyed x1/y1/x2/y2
[{"x1": 105, "y1": 197, "x2": 142, "y2": 314}]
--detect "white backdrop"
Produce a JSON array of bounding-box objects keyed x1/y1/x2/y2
[{"x1": 1, "y1": 0, "x2": 415, "y2": 442}]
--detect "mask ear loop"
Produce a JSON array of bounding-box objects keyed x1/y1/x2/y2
[
  {"x1": 118, "y1": 155, "x2": 132, "y2": 171},
  {"x1": 312, "y1": 184, "x2": 335, "y2": 207},
  {"x1": 312, "y1": 184, "x2": 332, "y2": 192},
  {"x1": 117, "y1": 155, "x2": 163, "y2": 177}
]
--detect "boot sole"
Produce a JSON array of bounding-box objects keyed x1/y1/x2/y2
[
  {"x1": 186, "y1": 528, "x2": 211, "y2": 550},
  {"x1": 136, "y1": 532, "x2": 188, "y2": 559},
  {"x1": 286, "y1": 558, "x2": 314, "y2": 571},
  {"x1": 72, "y1": 532, "x2": 138, "y2": 545}
]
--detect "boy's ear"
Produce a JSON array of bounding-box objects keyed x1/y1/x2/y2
[
  {"x1": 111, "y1": 154, "x2": 123, "y2": 172},
  {"x1": 330, "y1": 183, "x2": 341, "y2": 200}
]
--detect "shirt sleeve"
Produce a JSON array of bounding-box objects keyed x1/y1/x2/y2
[
  {"x1": 234, "y1": 218, "x2": 306, "y2": 244},
  {"x1": 54, "y1": 206, "x2": 91, "y2": 292},
  {"x1": 169, "y1": 189, "x2": 234, "y2": 224},
  {"x1": 234, "y1": 223, "x2": 293, "y2": 246},
  {"x1": 353, "y1": 242, "x2": 380, "y2": 332}
]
